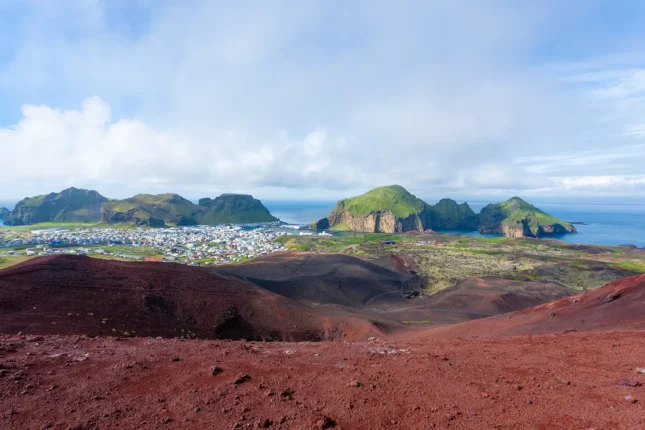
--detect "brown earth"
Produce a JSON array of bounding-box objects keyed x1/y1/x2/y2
[
  {"x1": 2, "y1": 257, "x2": 645, "y2": 428},
  {"x1": 211, "y1": 252, "x2": 424, "y2": 309},
  {"x1": 1, "y1": 331, "x2": 644, "y2": 429},
  {"x1": 412, "y1": 273, "x2": 645, "y2": 339},
  {"x1": 0, "y1": 256, "x2": 389, "y2": 342},
  {"x1": 213, "y1": 252, "x2": 575, "y2": 327}
]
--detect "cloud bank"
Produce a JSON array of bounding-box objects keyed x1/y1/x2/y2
[{"x1": 1, "y1": 1, "x2": 645, "y2": 201}]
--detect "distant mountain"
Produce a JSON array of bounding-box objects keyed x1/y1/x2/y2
[
  {"x1": 3, "y1": 188, "x2": 278, "y2": 227},
  {"x1": 0, "y1": 207, "x2": 10, "y2": 220},
  {"x1": 427, "y1": 198, "x2": 479, "y2": 230},
  {"x1": 198, "y1": 194, "x2": 278, "y2": 224},
  {"x1": 312, "y1": 187, "x2": 575, "y2": 238},
  {"x1": 3, "y1": 187, "x2": 107, "y2": 226},
  {"x1": 101, "y1": 193, "x2": 198, "y2": 227},
  {"x1": 479, "y1": 197, "x2": 576, "y2": 238},
  {"x1": 311, "y1": 185, "x2": 476, "y2": 233}
]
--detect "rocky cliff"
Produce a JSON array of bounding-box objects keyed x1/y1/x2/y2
[
  {"x1": 479, "y1": 197, "x2": 576, "y2": 238},
  {"x1": 4, "y1": 188, "x2": 107, "y2": 226},
  {"x1": 314, "y1": 188, "x2": 576, "y2": 238},
  {"x1": 312, "y1": 185, "x2": 477, "y2": 233}
]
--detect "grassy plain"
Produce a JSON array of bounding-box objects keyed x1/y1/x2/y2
[{"x1": 274, "y1": 233, "x2": 645, "y2": 292}]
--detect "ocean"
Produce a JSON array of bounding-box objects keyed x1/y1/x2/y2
[
  {"x1": 2, "y1": 199, "x2": 643, "y2": 247},
  {"x1": 263, "y1": 201, "x2": 645, "y2": 248}
]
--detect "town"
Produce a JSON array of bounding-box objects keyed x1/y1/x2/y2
[{"x1": 0, "y1": 225, "x2": 290, "y2": 265}]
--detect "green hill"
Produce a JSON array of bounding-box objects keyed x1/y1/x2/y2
[
  {"x1": 479, "y1": 197, "x2": 576, "y2": 237},
  {"x1": 3, "y1": 188, "x2": 278, "y2": 227},
  {"x1": 341, "y1": 185, "x2": 427, "y2": 218},
  {"x1": 4, "y1": 188, "x2": 107, "y2": 226},
  {"x1": 312, "y1": 185, "x2": 477, "y2": 233},
  {"x1": 198, "y1": 194, "x2": 278, "y2": 224},
  {"x1": 102, "y1": 193, "x2": 278, "y2": 227},
  {"x1": 101, "y1": 194, "x2": 198, "y2": 227},
  {"x1": 428, "y1": 199, "x2": 479, "y2": 230}
]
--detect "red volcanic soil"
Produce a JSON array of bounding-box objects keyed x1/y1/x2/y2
[
  {"x1": 1, "y1": 332, "x2": 645, "y2": 429},
  {"x1": 2, "y1": 259, "x2": 645, "y2": 427},
  {"x1": 424, "y1": 277, "x2": 572, "y2": 315},
  {"x1": 415, "y1": 274, "x2": 645, "y2": 339},
  {"x1": 0, "y1": 256, "x2": 387, "y2": 341}
]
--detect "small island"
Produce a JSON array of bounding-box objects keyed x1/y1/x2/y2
[{"x1": 313, "y1": 185, "x2": 576, "y2": 238}]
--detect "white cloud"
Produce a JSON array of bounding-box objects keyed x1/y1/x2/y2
[{"x1": 1, "y1": 1, "x2": 645, "y2": 201}]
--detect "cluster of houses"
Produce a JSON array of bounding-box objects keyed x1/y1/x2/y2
[{"x1": 0, "y1": 225, "x2": 288, "y2": 265}]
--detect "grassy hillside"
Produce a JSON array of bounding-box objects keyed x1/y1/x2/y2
[
  {"x1": 102, "y1": 194, "x2": 198, "y2": 226},
  {"x1": 340, "y1": 185, "x2": 427, "y2": 217},
  {"x1": 429, "y1": 199, "x2": 478, "y2": 229},
  {"x1": 198, "y1": 194, "x2": 278, "y2": 224},
  {"x1": 480, "y1": 197, "x2": 574, "y2": 237},
  {"x1": 499, "y1": 197, "x2": 569, "y2": 226},
  {"x1": 5, "y1": 188, "x2": 107, "y2": 225}
]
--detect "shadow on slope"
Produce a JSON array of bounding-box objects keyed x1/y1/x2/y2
[
  {"x1": 212, "y1": 252, "x2": 424, "y2": 309},
  {"x1": 0, "y1": 256, "x2": 389, "y2": 341}
]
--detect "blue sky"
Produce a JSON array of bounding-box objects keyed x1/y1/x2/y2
[{"x1": 1, "y1": 0, "x2": 645, "y2": 202}]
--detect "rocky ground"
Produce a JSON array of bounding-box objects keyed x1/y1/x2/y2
[{"x1": 1, "y1": 332, "x2": 644, "y2": 430}]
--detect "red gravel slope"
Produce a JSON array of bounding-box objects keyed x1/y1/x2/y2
[
  {"x1": 413, "y1": 273, "x2": 645, "y2": 339},
  {"x1": 0, "y1": 332, "x2": 644, "y2": 429},
  {"x1": 0, "y1": 256, "x2": 386, "y2": 341}
]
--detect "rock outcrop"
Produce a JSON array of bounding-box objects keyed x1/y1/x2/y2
[
  {"x1": 312, "y1": 185, "x2": 477, "y2": 233},
  {"x1": 479, "y1": 197, "x2": 576, "y2": 238},
  {"x1": 314, "y1": 188, "x2": 576, "y2": 238}
]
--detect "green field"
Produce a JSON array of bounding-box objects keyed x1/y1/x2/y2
[{"x1": 274, "y1": 232, "x2": 645, "y2": 292}]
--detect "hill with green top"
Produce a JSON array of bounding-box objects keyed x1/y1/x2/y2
[
  {"x1": 3, "y1": 188, "x2": 278, "y2": 227},
  {"x1": 312, "y1": 187, "x2": 575, "y2": 237},
  {"x1": 479, "y1": 197, "x2": 576, "y2": 237},
  {"x1": 4, "y1": 188, "x2": 108, "y2": 226},
  {"x1": 312, "y1": 185, "x2": 478, "y2": 233},
  {"x1": 198, "y1": 194, "x2": 278, "y2": 224},
  {"x1": 102, "y1": 193, "x2": 278, "y2": 227},
  {"x1": 341, "y1": 185, "x2": 427, "y2": 218},
  {"x1": 101, "y1": 194, "x2": 198, "y2": 227}
]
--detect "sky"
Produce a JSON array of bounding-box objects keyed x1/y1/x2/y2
[{"x1": 1, "y1": 0, "x2": 645, "y2": 203}]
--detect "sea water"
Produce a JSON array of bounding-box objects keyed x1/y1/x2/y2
[
  {"x1": 264, "y1": 201, "x2": 645, "y2": 248},
  {"x1": 1, "y1": 199, "x2": 643, "y2": 247}
]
